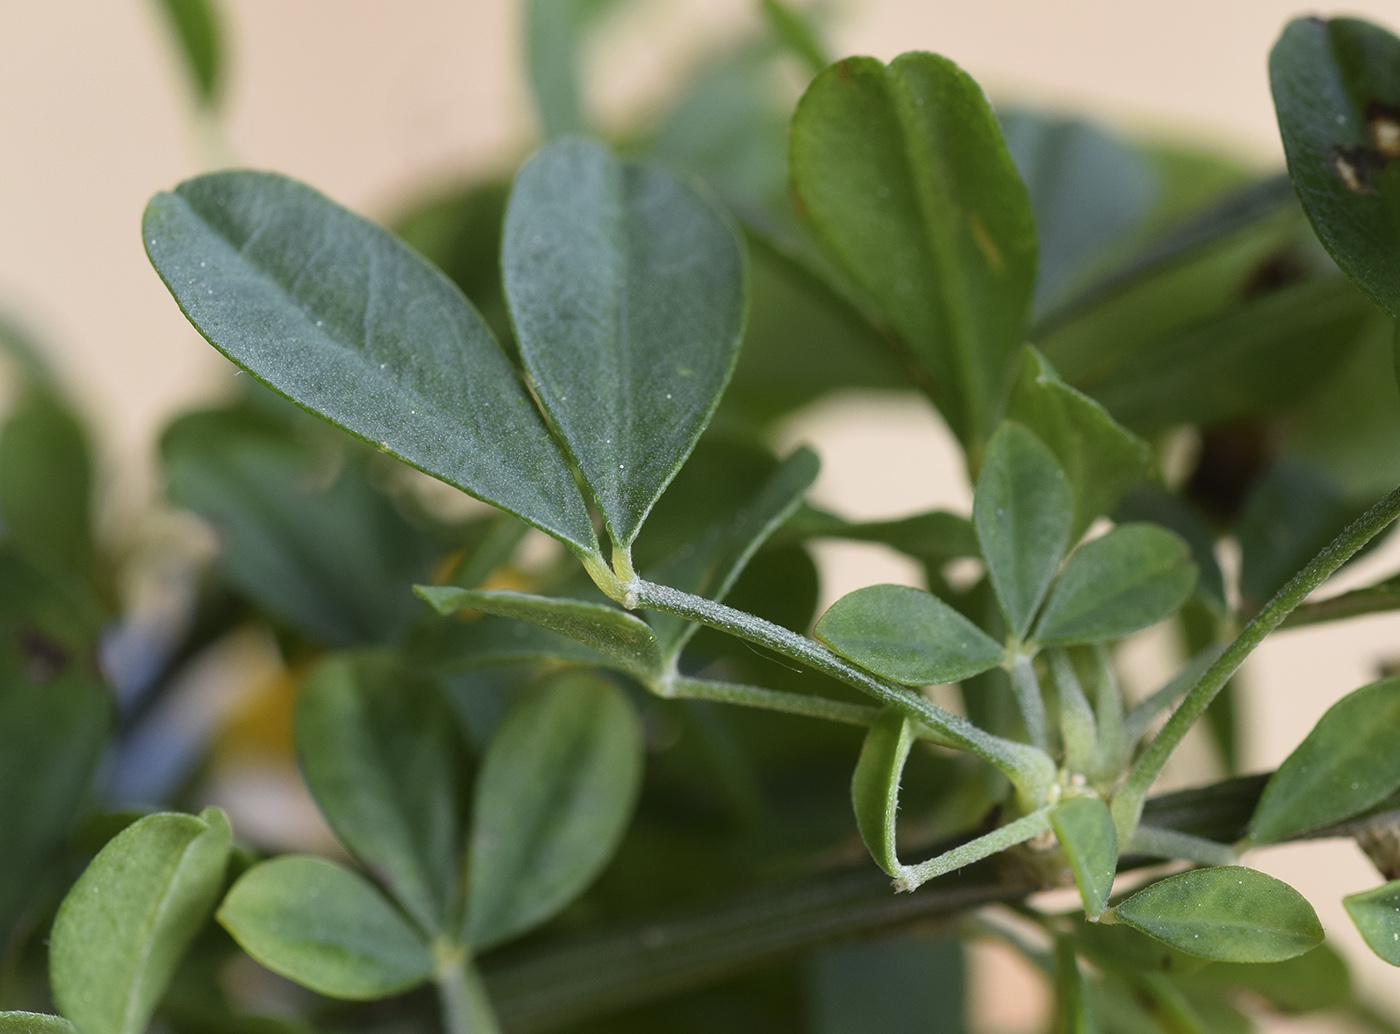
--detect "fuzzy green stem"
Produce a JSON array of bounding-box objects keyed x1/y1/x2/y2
[
  {"x1": 666, "y1": 676, "x2": 878, "y2": 726},
  {"x1": 1113, "y1": 482, "x2": 1400, "y2": 840},
  {"x1": 1008, "y1": 653, "x2": 1050, "y2": 751},
  {"x1": 1048, "y1": 650, "x2": 1097, "y2": 774},
  {"x1": 1090, "y1": 645, "x2": 1125, "y2": 778},
  {"x1": 1128, "y1": 825, "x2": 1237, "y2": 867},
  {"x1": 435, "y1": 945, "x2": 501, "y2": 1034},
  {"x1": 634, "y1": 580, "x2": 1057, "y2": 808},
  {"x1": 895, "y1": 806, "x2": 1054, "y2": 892}
]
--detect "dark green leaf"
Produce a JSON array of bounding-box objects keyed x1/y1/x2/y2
[
  {"x1": 0, "y1": 1016, "x2": 76, "y2": 1034},
  {"x1": 1033, "y1": 524, "x2": 1196, "y2": 646},
  {"x1": 1051, "y1": 797, "x2": 1117, "y2": 918},
  {"x1": 501, "y1": 137, "x2": 746, "y2": 549},
  {"x1": 218, "y1": 855, "x2": 434, "y2": 999},
  {"x1": 465, "y1": 670, "x2": 643, "y2": 949},
  {"x1": 1006, "y1": 348, "x2": 1150, "y2": 539},
  {"x1": 410, "y1": 613, "x2": 617, "y2": 676},
  {"x1": 154, "y1": 0, "x2": 222, "y2": 107},
  {"x1": 778, "y1": 505, "x2": 979, "y2": 567},
  {"x1": 1249, "y1": 675, "x2": 1400, "y2": 844},
  {"x1": 815, "y1": 583, "x2": 1004, "y2": 686},
  {"x1": 51, "y1": 808, "x2": 232, "y2": 1034},
  {"x1": 163, "y1": 407, "x2": 433, "y2": 646},
  {"x1": 143, "y1": 170, "x2": 599, "y2": 555},
  {"x1": 804, "y1": 936, "x2": 966, "y2": 1034},
  {"x1": 1113, "y1": 866, "x2": 1323, "y2": 963},
  {"x1": 0, "y1": 388, "x2": 93, "y2": 575},
  {"x1": 647, "y1": 447, "x2": 819, "y2": 658},
  {"x1": 1345, "y1": 879, "x2": 1400, "y2": 965},
  {"x1": 296, "y1": 650, "x2": 463, "y2": 936},
  {"x1": 974, "y1": 422, "x2": 1073, "y2": 638},
  {"x1": 1052, "y1": 939, "x2": 1097, "y2": 1034},
  {"x1": 1000, "y1": 108, "x2": 1155, "y2": 309},
  {"x1": 0, "y1": 548, "x2": 109, "y2": 943},
  {"x1": 790, "y1": 52, "x2": 1037, "y2": 449},
  {"x1": 1270, "y1": 16, "x2": 1400, "y2": 316},
  {"x1": 1115, "y1": 486, "x2": 1226, "y2": 615},
  {"x1": 849, "y1": 709, "x2": 914, "y2": 876},
  {"x1": 415, "y1": 586, "x2": 663, "y2": 680}
]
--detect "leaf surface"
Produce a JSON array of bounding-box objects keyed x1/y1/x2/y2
[
  {"x1": 1113, "y1": 866, "x2": 1323, "y2": 963},
  {"x1": 50, "y1": 808, "x2": 231, "y2": 1034},
  {"x1": 143, "y1": 171, "x2": 598, "y2": 554},
  {"x1": 815, "y1": 583, "x2": 1004, "y2": 686},
  {"x1": 849, "y1": 709, "x2": 915, "y2": 876},
  {"x1": 1051, "y1": 797, "x2": 1117, "y2": 918},
  {"x1": 218, "y1": 855, "x2": 433, "y2": 999},
  {"x1": 296, "y1": 650, "x2": 463, "y2": 935},
  {"x1": 0, "y1": 1016, "x2": 77, "y2": 1034},
  {"x1": 1250, "y1": 675, "x2": 1400, "y2": 844},
  {"x1": 1034, "y1": 524, "x2": 1196, "y2": 645},
  {"x1": 465, "y1": 671, "x2": 643, "y2": 949},
  {"x1": 974, "y1": 422, "x2": 1073, "y2": 638},
  {"x1": 790, "y1": 52, "x2": 1037, "y2": 448},
  {"x1": 1344, "y1": 879, "x2": 1400, "y2": 965},
  {"x1": 502, "y1": 137, "x2": 746, "y2": 548}
]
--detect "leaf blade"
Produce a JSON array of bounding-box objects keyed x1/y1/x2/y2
[
  {"x1": 1051, "y1": 797, "x2": 1117, "y2": 919},
  {"x1": 1344, "y1": 879, "x2": 1400, "y2": 965},
  {"x1": 850, "y1": 709, "x2": 915, "y2": 877}
]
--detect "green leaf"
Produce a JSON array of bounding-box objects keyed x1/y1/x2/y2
[
  {"x1": 415, "y1": 586, "x2": 663, "y2": 680},
  {"x1": 410, "y1": 613, "x2": 619, "y2": 675},
  {"x1": 647, "y1": 447, "x2": 819, "y2": 658},
  {"x1": 804, "y1": 936, "x2": 966, "y2": 1034},
  {"x1": 50, "y1": 808, "x2": 232, "y2": 1034},
  {"x1": 143, "y1": 170, "x2": 599, "y2": 556},
  {"x1": 779, "y1": 505, "x2": 979, "y2": 566},
  {"x1": 1249, "y1": 675, "x2": 1400, "y2": 844},
  {"x1": 1345, "y1": 879, "x2": 1400, "y2": 965},
  {"x1": 465, "y1": 670, "x2": 643, "y2": 950},
  {"x1": 296, "y1": 650, "x2": 463, "y2": 936},
  {"x1": 0, "y1": 1016, "x2": 77, "y2": 1034},
  {"x1": 1006, "y1": 348, "x2": 1150, "y2": 539},
  {"x1": 1052, "y1": 939, "x2": 1097, "y2": 1034},
  {"x1": 501, "y1": 137, "x2": 746, "y2": 549},
  {"x1": 524, "y1": 0, "x2": 626, "y2": 138},
  {"x1": 1112, "y1": 866, "x2": 1323, "y2": 963},
  {"x1": 163, "y1": 406, "x2": 434, "y2": 646},
  {"x1": 1115, "y1": 486, "x2": 1226, "y2": 615},
  {"x1": 849, "y1": 709, "x2": 915, "y2": 876},
  {"x1": 759, "y1": 0, "x2": 829, "y2": 75},
  {"x1": 815, "y1": 583, "x2": 1004, "y2": 686},
  {"x1": 1051, "y1": 797, "x2": 1117, "y2": 918},
  {"x1": 217, "y1": 855, "x2": 434, "y2": 999},
  {"x1": 154, "y1": 0, "x2": 222, "y2": 107},
  {"x1": 1033, "y1": 524, "x2": 1196, "y2": 646},
  {"x1": 1270, "y1": 16, "x2": 1400, "y2": 317},
  {"x1": 790, "y1": 52, "x2": 1037, "y2": 449},
  {"x1": 1181, "y1": 943, "x2": 1352, "y2": 1012},
  {"x1": 0, "y1": 388, "x2": 93, "y2": 576},
  {"x1": 974, "y1": 422, "x2": 1073, "y2": 638},
  {"x1": 0, "y1": 548, "x2": 109, "y2": 943}
]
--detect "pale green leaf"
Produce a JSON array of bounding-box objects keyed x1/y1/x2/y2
[
  {"x1": 974, "y1": 422, "x2": 1073, "y2": 638},
  {"x1": 296, "y1": 650, "x2": 463, "y2": 936},
  {"x1": 465, "y1": 670, "x2": 643, "y2": 949},
  {"x1": 502, "y1": 137, "x2": 746, "y2": 549},
  {"x1": 849, "y1": 709, "x2": 914, "y2": 877},
  {"x1": 143, "y1": 171, "x2": 599, "y2": 555},
  {"x1": 1113, "y1": 866, "x2": 1323, "y2": 963},
  {"x1": 790, "y1": 52, "x2": 1037, "y2": 449},
  {"x1": 0, "y1": 1016, "x2": 76, "y2": 1034},
  {"x1": 217, "y1": 855, "x2": 434, "y2": 999},
  {"x1": 1051, "y1": 797, "x2": 1117, "y2": 919},
  {"x1": 50, "y1": 808, "x2": 232, "y2": 1034},
  {"x1": 815, "y1": 583, "x2": 1004, "y2": 686},
  {"x1": 1249, "y1": 675, "x2": 1400, "y2": 845},
  {"x1": 1033, "y1": 524, "x2": 1196, "y2": 646},
  {"x1": 1345, "y1": 879, "x2": 1400, "y2": 965}
]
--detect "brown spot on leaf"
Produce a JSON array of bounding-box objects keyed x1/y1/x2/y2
[
  {"x1": 18, "y1": 628, "x2": 69, "y2": 684},
  {"x1": 834, "y1": 59, "x2": 854, "y2": 85},
  {"x1": 1367, "y1": 101, "x2": 1400, "y2": 159},
  {"x1": 1332, "y1": 145, "x2": 1375, "y2": 194}
]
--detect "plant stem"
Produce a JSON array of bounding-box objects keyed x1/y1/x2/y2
[
  {"x1": 667, "y1": 675, "x2": 878, "y2": 726},
  {"x1": 634, "y1": 579, "x2": 1056, "y2": 808},
  {"x1": 1128, "y1": 825, "x2": 1237, "y2": 867},
  {"x1": 435, "y1": 945, "x2": 502, "y2": 1034},
  {"x1": 1008, "y1": 653, "x2": 1049, "y2": 751},
  {"x1": 1048, "y1": 650, "x2": 1096, "y2": 775},
  {"x1": 1113, "y1": 482, "x2": 1400, "y2": 840},
  {"x1": 896, "y1": 806, "x2": 1054, "y2": 892}
]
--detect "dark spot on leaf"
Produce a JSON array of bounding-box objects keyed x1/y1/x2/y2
[
  {"x1": 1185, "y1": 420, "x2": 1272, "y2": 524},
  {"x1": 1331, "y1": 145, "x2": 1376, "y2": 194},
  {"x1": 18, "y1": 628, "x2": 69, "y2": 684},
  {"x1": 1366, "y1": 101, "x2": 1400, "y2": 160},
  {"x1": 1239, "y1": 248, "x2": 1309, "y2": 300},
  {"x1": 834, "y1": 59, "x2": 854, "y2": 85}
]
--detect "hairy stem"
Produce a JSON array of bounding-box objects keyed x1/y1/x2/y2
[
  {"x1": 896, "y1": 807, "x2": 1054, "y2": 892},
  {"x1": 666, "y1": 675, "x2": 878, "y2": 726},
  {"x1": 435, "y1": 946, "x2": 501, "y2": 1034},
  {"x1": 1048, "y1": 651, "x2": 1096, "y2": 775},
  {"x1": 1128, "y1": 825, "x2": 1237, "y2": 867},
  {"x1": 634, "y1": 579, "x2": 1056, "y2": 808},
  {"x1": 1113, "y1": 482, "x2": 1400, "y2": 839},
  {"x1": 1008, "y1": 653, "x2": 1050, "y2": 751}
]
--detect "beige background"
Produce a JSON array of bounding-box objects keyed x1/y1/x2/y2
[{"x1": 4, "y1": 0, "x2": 1400, "y2": 1027}]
